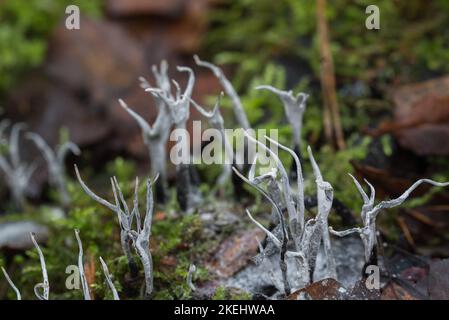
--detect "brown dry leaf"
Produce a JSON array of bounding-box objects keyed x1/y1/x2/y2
[
  {"x1": 160, "y1": 255, "x2": 178, "y2": 268},
  {"x1": 206, "y1": 228, "x2": 266, "y2": 278},
  {"x1": 154, "y1": 211, "x2": 167, "y2": 221},
  {"x1": 288, "y1": 278, "x2": 347, "y2": 300},
  {"x1": 381, "y1": 282, "x2": 418, "y2": 300},
  {"x1": 373, "y1": 76, "x2": 449, "y2": 155}
]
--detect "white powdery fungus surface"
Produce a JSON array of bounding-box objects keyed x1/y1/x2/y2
[{"x1": 224, "y1": 235, "x2": 364, "y2": 298}]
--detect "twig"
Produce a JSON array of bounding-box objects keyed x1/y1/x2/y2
[{"x1": 316, "y1": 0, "x2": 345, "y2": 150}]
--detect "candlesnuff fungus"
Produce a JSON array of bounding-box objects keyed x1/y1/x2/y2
[
  {"x1": 256, "y1": 86, "x2": 308, "y2": 152},
  {"x1": 30, "y1": 232, "x2": 49, "y2": 300},
  {"x1": 99, "y1": 257, "x2": 120, "y2": 300},
  {"x1": 256, "y1": 85, "x2": 309, "y2": 179},
  {"x1": 74, "y1": 229, "x2": 91, "y2": 300},
  {"x1": 187, "y1": 264, "x2": 197, "y2": 292},
  {"x1": 75, "y1": 165, "x2": 157, "y2": 297},
  {"x1": 194, "y1": 55, "x2": 252, "y2": 198},
  {"x1": 120, "y1": 61, "x2": 172, "y2": 203},
  {"x1": 190, "y1": 93, "x2": 234, "y2": 186},
  {"x1": 330, "y1": 176, "x2": 449, "y2": 264},
  {"x1": 194, "y1": 55, "x2": 250, "y2": 131},
  {"x1": 1, "y1": 267, "x2": 21, "y2": 300},
  {"x1": 146, "y1": 66, "x2": 201, "y2": 212},
  {"x1": 0, "y1": 120, "x2": 37, "y2": 208},
  {"x1": 118, "y1": 98, "x2": 170, "y2": 203},
  {"x1": 27, "y1": 132, "x2": 80, "y2": 206},
  {"x1": 306, "y1": 146, "x2": 337, "y2": 279},
  {"x1": 74, "y1": 165, "x2": 139, "y2": 277},
  {"x1": 233, "y1": 132, "x2": 301, "y2": 294},
  {"x1": 235, "y1": 133, "x2": 338, "y2": 288},
  {"x1": 126, "y1": 175, "x2": 157, "y2": 297}
]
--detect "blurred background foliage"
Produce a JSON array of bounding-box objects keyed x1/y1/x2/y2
[
  {"x1": 202, "y1": 0, "x2": 449, "y2": 210},
  {"x1": 0, "y1": 0, "x2": 102, "y2": 94}
]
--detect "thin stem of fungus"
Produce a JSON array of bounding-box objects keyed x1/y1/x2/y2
[
  {"x1": 0, "y1": 121, "x2": 36, "y2": 208},
  {"x1": 194, "y1": 55, "x2": 250, "y2": 130},
  {"x1": 244, "y1": 132, "x2": 298, "y2": 240},
  {"x1": 187, "y1": 264, "x2": 197, "y2": 292},
  {"x1": 74, "y1": 229, "x2": 91, "y2": 300},
  {"x1": 75, "y1": 165, "x2": 138, "y2": 276},
  {"x1": 27, "y1": 132, "x2": 80, "y2": 206},
  {"x1": 1, "y1": 267, "x2": 21, "y2": 300},
  {"x1": 306, "y1": 146, "x2": 337, "y2": 279},
  {"x1": 30, "y1": 232, "x2": 49, "y2": 300},
  {"x1": 190, "y1": 93, "x2": 233, "y2": 185},
  {"x1": 99, "y1": 257, "x2": 120, "y2": 300},
  {"x1": 256, "y1": 85, "x2": 308, "y2": 150},
  {"x1": 131, "y1": 176, "x2": 157, "y2": 298},
  {"x1": 265, "y1": 136, "x2": 305, "y2": 236},
  {"x1": 246, "y1": 209, "x2": 282, "y2": 248}
]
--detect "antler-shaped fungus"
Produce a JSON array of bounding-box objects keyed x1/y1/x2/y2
[
  {"x1": 330, "y1": 176, "x2": 449, "y2": 263},
  {"x1": 256, "y1": 86, "x2": 308, "y2": 151},
  {"x1": 74, "y1": 165, "x2": 139, "y2": 277},
  {"x1": 126, "y1": 176, "x2": 157, "y2": 297},
  {"x1": 27, "y1": 132, "x2": 80, "y2": 206},
  {"x1": 194, "y1": 55, "x2": 250, "y2": 130},
  {"x1": 0, "y1": 121, "x2": 36, "y2": 208},
  {"x1": 190, "y1": 93, "x2": 234, "y2": 185},
  {"x1": 120, "y1": 61, "x2": 173, "y2": 203},
  {"x1": 146, "y1": 66, "x2": 201, "y2": 212}
]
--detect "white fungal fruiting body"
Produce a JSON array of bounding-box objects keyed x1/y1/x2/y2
[
  {"x1": 235, "y1": 133, "x2": 339, "y2": 288},
  {"x1": 120, "y1": 61, "x2": 173, "y2": 200},
  {"x1": 190, "y1": 93, "x2": 233, "y2": 186},
  {"x1": 194, "y1": 55, "x2": 250, "y2": 130},
  {"x1": 27, "y1": 132, "x2": 80, "y2": 206},
  {"x1": 1, "y1": 267, "x2": 21, "y2": 300},
  {"x1": 75, "y1": 165, "x2": 138, "y2": 276},
  {"x1": 75, "y1": 165, "x2": 157, "y2": 297},
  {"x1": 0, "y1": 121, "x2": 36, "y2": 208},
  {"x1": 145, "y1": 65, "x2": 200, "y2": 212},
  {"x1": 30, "y1": 232, "x2": 50, "y2": 300},
  {"x1": 99, "y1": 257, "x2": 120, "y2": 300},
  {"x1": 256, "y1": 86, "x2": 308, "y2": 150},
  {"x1": 330, "y1": 176, "x2": 449, "y2": 262},
  {"x1": 74, "y1": 229, "x2": 91, "y2": 300},
  {"x1": 187, "y1": 264, "x2": 197, "y2": 292}
]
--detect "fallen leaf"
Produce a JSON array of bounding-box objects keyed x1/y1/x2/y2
[
  {"x1": 381, "y1": 282, "x2": 418, "y2": 300},
  {"x1": 288, "y1": 278, "x2": 348, "y2": 300},
  {"x1": 206, "y1": 228, "x2": 266, "y2": 278}
]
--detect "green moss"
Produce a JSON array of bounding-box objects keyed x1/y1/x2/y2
[
  {"x1": 212, "y1": 286, "x2": 252, "y2": 300},
  {"x1": 0, "y1": 0, "x2": 103, "y2": 94},
  {"x1": 212, "y1": 286, "x2": 227, "y2": 300}
]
